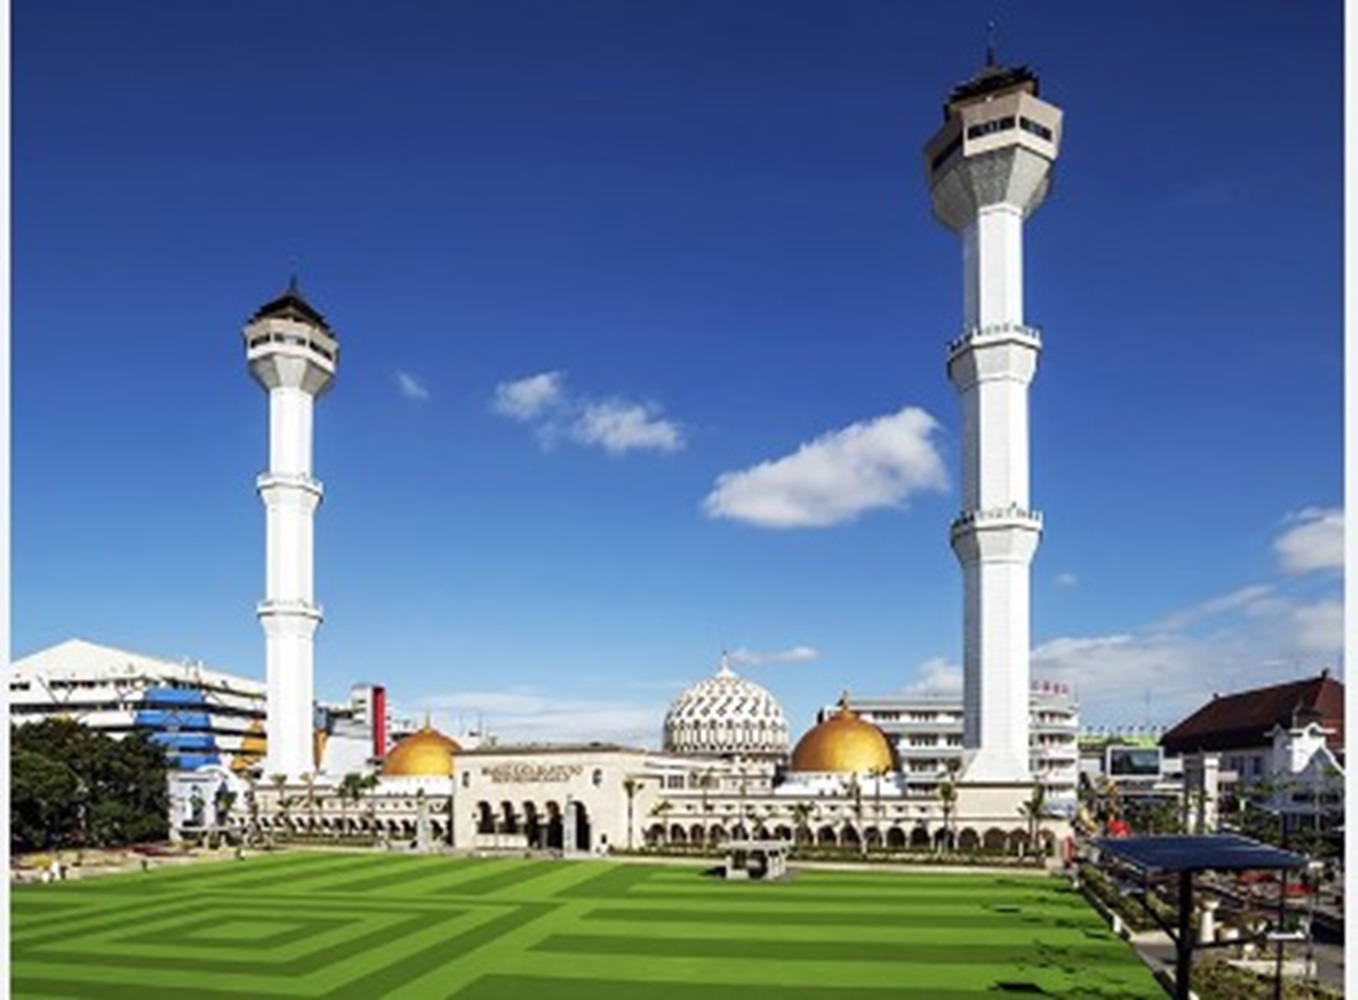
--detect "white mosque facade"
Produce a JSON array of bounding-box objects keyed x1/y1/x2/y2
[{"x1": 235, "y1": 656, "x2": 1066, "y2": 858}]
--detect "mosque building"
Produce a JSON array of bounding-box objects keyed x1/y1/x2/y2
[
  {"x1": 238, "y1": 655, "x2": 1059, "y2": 858},
  {"x1": 8, "y1": 49, "x2": 1072, "y2": 856},
  {"x1": 227, "y1": 47, "x2": 1072, "y2": 855}
]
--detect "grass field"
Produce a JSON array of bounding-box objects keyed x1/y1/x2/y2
[{"x1": 11, "y1": 851, "x2": 1161, "y2": 998}]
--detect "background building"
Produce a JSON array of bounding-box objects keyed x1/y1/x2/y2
[
  {"x1": 831, "y1": 680, "x2": 1079, "y2": 810},
  {"x1": 1160, "y1": 670, "x2": 1344, "y2": 835},
  {"x1": 10, "y1": 638, "x2": 266, "y2": 771}
]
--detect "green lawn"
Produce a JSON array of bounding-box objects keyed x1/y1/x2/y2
[{"x1": 11, "y1": 851, "x2": 1160, "y2": 998}]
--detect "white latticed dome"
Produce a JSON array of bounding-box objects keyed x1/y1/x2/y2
[{"x1": 663, "y1": 656, "x2": 789, "y2": 757}]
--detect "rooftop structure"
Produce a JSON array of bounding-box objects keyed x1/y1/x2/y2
[{"x1": 9, "y1": 638, "x2": 266, "y2": 771}]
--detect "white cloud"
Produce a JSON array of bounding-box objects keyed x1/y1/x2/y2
[
  {"x1": 1054, "y1": 572, "x2": 1079, "y2": 587},
  {"x1": 1150, "y1": 584, "x2": 1276, "y2": 632},
  {"x1": 703, "y1": 407, "x2": 948, "y2": 529},
  {"x1": 492, "y1": 371, "x2": 565, "y2": 421},
  {"x1": 1275, "y1": 507, "x2": 1344, "y2": 575},
  {"x1": 1034, "y1": 590, "x2": 1343, "y2": 729},
  {"x1": 421, "y1": 688, "x2": 663, "y2": 747},
  {"x1": 395, "y1": 371, "x2": 431, "y2": 401},
  {"x1": 492, "y1": 371, "x2": 684, "y2": 455},
  {"x1": 906, "y1": 656, "x2": 962, "y2": 696},
  {"x1": 570, "y1": 400, "x2": 683, "y2": 455},
  {"x1": 726, "y1": 645, "x2": 821, "y2": 668},
  {"x1": 1290, "y1": 599, "x2": 1344, "y2": 655}
]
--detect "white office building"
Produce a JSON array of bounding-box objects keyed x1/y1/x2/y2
[{"x1": 830, "y1": 681, "x2": 1079, "y2": 809}]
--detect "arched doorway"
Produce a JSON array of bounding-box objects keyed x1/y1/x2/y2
[
  {"x1": 523, "y1": 801, "x2": 542, "y2": 848},
  {"x1": 476, "y1": 802, "x2": 495, "y2": 835},
  {"x1": 572, "y1": 801, "x2": 591, "y2": 852},
  {"x1": 544, "y1": 801, "x2": 564, "y2": 850}
]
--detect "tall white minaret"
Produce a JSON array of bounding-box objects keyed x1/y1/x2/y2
[
  {"x1": 923, "y1": 54, "x2": 1063, "y2": 783},
  {"x1": 244, "y1": 279, "x2": 339, "y2": 780}
]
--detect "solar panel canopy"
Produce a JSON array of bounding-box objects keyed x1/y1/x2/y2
[{"x1": 1094, "y1": 834, "x2": 1307, "y2": 872}]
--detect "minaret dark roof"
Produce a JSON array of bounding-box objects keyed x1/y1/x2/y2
[
  {"x1": 945, "y1": 62, "x2": 1040, "y2": 114},
  {"x1": 250, "y1": 276, "x2": 332, "y2": 332},
  {"x1": 944, "y1": 28, "x2": 1040, "y2": 117}
]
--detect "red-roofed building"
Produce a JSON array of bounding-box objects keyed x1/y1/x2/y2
[{"x1": 1161, "y1": 671, "x2": 1343, "y2": 834}]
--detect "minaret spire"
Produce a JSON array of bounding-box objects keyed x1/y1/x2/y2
[
  {"x1": 245, "y1": 281, "x2": 340, "y2": 780},
  {"x1": 923, "y1": 49, "x2": 1063, "y2": 784}
]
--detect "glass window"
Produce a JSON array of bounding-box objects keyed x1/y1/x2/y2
[{"x1": 966, "y1": 116, "x2": 1016, "y2": 140}]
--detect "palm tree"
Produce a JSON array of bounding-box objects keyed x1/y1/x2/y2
[
  {"x1": 648, "y1": 798, "x2": 672, "y2": 845},
  {"x1": 338, "y1": 772, "x2": 372, "y2": 840},
  {"x1": 244, "y1": 774, "x2": 260, "y2": 845},
  {"x1": 268, "y1": 773, "x2": 294, "y2": 842},
  {"x1": 1019, "y1": 782, "x2": 1048, "y2": 855},
  {"x1": 301, "y1": 772, "x2": 318, "y2": 835},
  {"x1": 937, "y1": 780, "x2": 957, "y2": 852},
  {"x1": 622, "y1": 777, "x2": 640, "y2": 850},
  {"x1": 214, "y1": 786, "x2": 237, "y2": 834}
]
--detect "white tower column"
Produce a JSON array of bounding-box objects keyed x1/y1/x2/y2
[
  {"x1": 923, "y1": 60, "x2": 1064, "y2": 783},
  {"x1": 244, "y1": 281, "x2": 339, "y2": 781}
]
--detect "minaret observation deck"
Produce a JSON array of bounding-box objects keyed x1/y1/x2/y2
[
  {"x1": 923, "y1": 57, "x2": 1062, "y2": 784},
  {"x1": 244, "y1": 279, "x2": 339, "y2": 781}
]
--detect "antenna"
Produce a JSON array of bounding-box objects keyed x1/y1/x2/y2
[{"x1": 985, "y1": 20, "x2": 997, "y2": 68}]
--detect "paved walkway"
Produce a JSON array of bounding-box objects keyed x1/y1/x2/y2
[{"x1": 1129, "y1": 929, "x2": 1346, "y2": 994}]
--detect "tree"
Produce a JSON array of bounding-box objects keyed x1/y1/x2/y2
[
  {"x1": 11, "y1": 748, "x2": 80, "y2": 852},
  {"x1": 791, "y1": 801, "x2": 814, "y2": 846},
  {"x1": 214, "y1": 785, "x2": 237, "y2": 829},
  {"x1": 301, "y1": 772, "x2": 318, "y2": 833},
  {"x1": 849, "y1": 775, "x2": 867, "y2": 856},
  {"x1": 648, "y1": 798, "x2": 672, "y2": 845},
  {"x1": 937, "y1": 780, "x2": 957, "y2": 852},
  {"x1": 622, "y1": 777, "x2": 640, "y2": 850},
  {"x1": 11, "y1": 720, "x2": 168, "y2": 852},
  {"x1": 243, "y1": 774, "x2": 261, "y2": 845},
  {"x1": 337, "y1": 772, "x2": 378, "y2": 840},
  {"x1": 1019, "y1": 783, "x2": 1048, "y2": 855},
  {"x1": 269, "y1": 774, "x2": 292, "y2": 839}
]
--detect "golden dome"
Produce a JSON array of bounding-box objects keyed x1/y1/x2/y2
[
  {"x1": 381, "y1": 725, "x2": 462, "y2": 777},
  {"x1": 789, "y1": 699, "x2": 895, "y2": 774}
]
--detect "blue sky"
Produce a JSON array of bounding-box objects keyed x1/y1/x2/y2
[{"x1": 14, "y1": 1, "x2": 1343, "y2": 745}]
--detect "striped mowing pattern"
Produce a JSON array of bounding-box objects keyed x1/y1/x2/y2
[{"x1": 12, "y1": 852, "x2": 1158, "y2": 998}]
